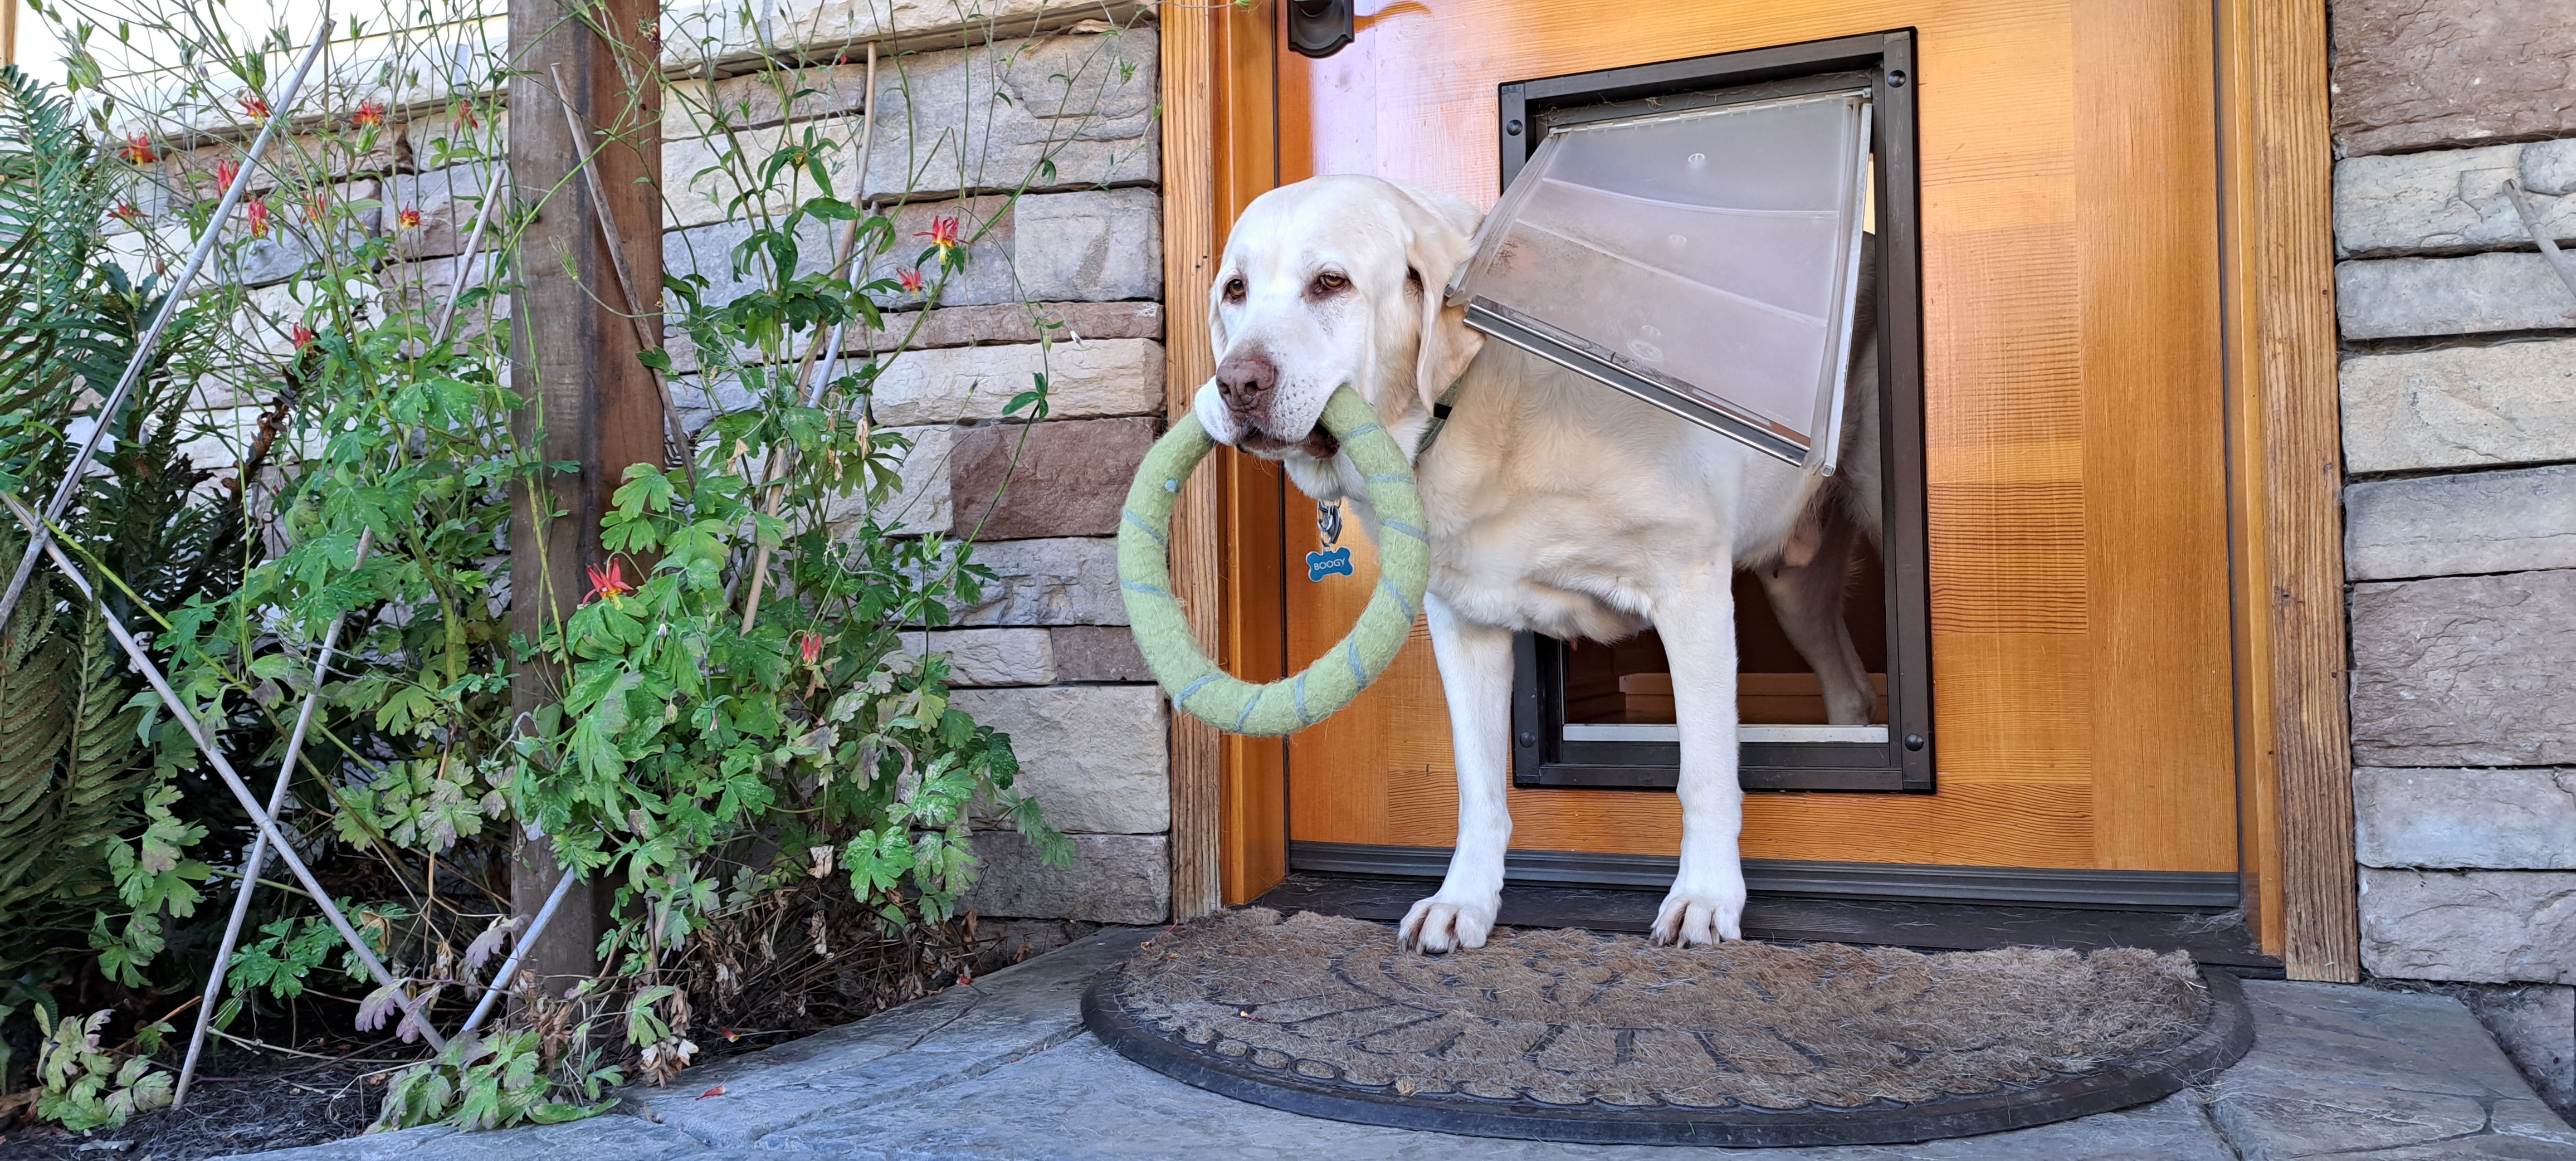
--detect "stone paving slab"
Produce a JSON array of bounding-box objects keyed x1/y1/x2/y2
[{"x1": 221, "y1": 928, "x2": 2576, "y2": 1161}]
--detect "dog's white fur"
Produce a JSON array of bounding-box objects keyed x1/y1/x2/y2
[{"x1": 1198, "y1": 175, "x2": 1880, "y2": 952}]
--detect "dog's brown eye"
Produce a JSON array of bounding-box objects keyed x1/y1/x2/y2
[
  {"x1": 1309, "y1": 271, "x2": 1349, "y2": 296},
  {"x1": 1222, "y1": 276, "x2": 1247, "y2": 302}
]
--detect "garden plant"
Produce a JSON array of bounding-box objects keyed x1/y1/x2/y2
[{"x1": 0, "y1": 0, "x2": 1152, "y2": 1139}]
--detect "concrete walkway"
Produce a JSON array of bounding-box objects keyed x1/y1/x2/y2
[{"x1": 225, "y1": 928, "x2": 2576, "y2": 1160}]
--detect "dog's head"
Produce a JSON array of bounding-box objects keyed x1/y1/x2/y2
[{"x1": 1194, "y1": 175, "x2": 1485, "y2": 464}]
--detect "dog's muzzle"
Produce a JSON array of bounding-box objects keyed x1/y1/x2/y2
[{"x1": 1194, "y1": 377, "x2": 1340, "y2": 460}]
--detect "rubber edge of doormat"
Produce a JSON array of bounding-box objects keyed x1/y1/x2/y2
[{"x1": 1081, "y1": 962, "x2": 2253, "y2": 1147}]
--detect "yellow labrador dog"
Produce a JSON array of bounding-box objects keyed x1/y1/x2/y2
[{"x1": 1192, "y1": 175, "x2": 1880, "y2": 952}]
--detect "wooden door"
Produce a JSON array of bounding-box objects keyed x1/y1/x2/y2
[{"x1": 1278, "y1": 0, "x2": 2239, "y2": 878}]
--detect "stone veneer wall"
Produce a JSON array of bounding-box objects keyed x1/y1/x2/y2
[
  {"x1": 2330, "y1": 0, "x2": 2576, "y2": 1114},
  {"x1": 123, "y1": 9, "x2": 1175, "y2": 928}
]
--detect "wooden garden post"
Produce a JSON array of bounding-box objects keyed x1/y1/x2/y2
[{"x1": 507, "y1": 0, "x2": 664, "y2": 993}]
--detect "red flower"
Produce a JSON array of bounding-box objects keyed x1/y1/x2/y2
[
  {"x1": 212, "y1": 159, "x2": 242, "y2": 192},
  {"x1": 451, "y1": 100, "x2": 479, "y2": 129},
  {"x1": 798, "y1": 632, "x2": 824, "y2": 665},
  {"x1": 109, "y1": 202, "x2": 144, "y2": 225},
  {"x1": 896, "y1": 267, "x2": 925, "y2": 294},
  {"x1": 915, "y1": 214, "x2": 962, "y2": 253},
  {"x1": 396, "y1": 207, "x2": 423, "y2": 231},
  {"x1": 119, "y1": 135, "x2": 157, "y2": 164},
  {"x1": 350, "y1": 101, "x2": 386, "y2": 129},
  {"x1": 585, "y1": 560, "x2": 633, "y2": 604},
  {"x1": 304, "y1": 189, "x2": 331, "y2": 222},
  {"x1": 245, "y1": 198, "x2": 273, "y2": 238},
  {"x1": 237, "y1": 93, "x2": 272, "y2": 121},
  {"x1": 291, "y1": 323, "x2": 319, "y2": 350}
]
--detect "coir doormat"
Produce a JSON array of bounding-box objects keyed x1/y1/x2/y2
[{"x1": 1083, "y1": 908, "x2": 2252, "y2": 1147}]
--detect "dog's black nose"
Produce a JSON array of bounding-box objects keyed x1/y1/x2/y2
[{"x1": 1215, "y1": 348, "x2": 1279, "y2": 418}]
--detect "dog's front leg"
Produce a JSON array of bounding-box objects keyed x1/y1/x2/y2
[
  {"x1": 1399, "y1": 591, "x2": 1513, "y2": 953},
  {"x1": 1653, "y1": 563, "x2": 1749, "y2": 945}
]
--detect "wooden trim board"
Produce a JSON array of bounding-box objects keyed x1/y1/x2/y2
[
  {"x1": 1164, "y1": 0, "x2": 1295, "y2": 914},
  {"x1": 1159, "y1": 0, "x2": 1224, "y2": 921},
  {"x1": 2216, "y1": 0, "x2": 2355, "y2": 982}
]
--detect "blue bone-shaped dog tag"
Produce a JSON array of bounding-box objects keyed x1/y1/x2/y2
[{"x1": 1306, "y1": 546, "x2": 1355, "y2": 582}]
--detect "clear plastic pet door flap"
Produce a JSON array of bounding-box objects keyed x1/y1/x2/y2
[{"x1": 1447, "y1": 91, "x2": 1872, "y2": 474}]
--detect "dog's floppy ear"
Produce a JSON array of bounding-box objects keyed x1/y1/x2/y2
[{"x1": 1390, "y1": 183, "x2": 1485, "y2": 414}]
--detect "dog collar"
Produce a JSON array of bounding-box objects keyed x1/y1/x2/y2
[{"x1": 1412, "y1": 378, "x2": 1466, "y2": 460}]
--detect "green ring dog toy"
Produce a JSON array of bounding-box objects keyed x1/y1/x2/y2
[{"x1": 1119, "y1": 387, "x2": 1429, "y2": 736}]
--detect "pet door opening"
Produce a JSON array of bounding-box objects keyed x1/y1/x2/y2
[
  {"x1": 1501, "y1": 30, "x2": 1933, "y2": 794},
  {"x1": 1448, "y1": 90, "x2": 1871, "y2": 472}
]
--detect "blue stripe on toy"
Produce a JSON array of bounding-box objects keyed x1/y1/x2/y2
[
  {"x1": 1234, "y1": 690, "x2": 1259, "y2": 733},
  {"x1": 1378, "y1": 575, "x2": 1415, "y2": 620},
  {"x1": 1382, "y1": 519, "x2": 1426, "y2": 541},
  {"x1": 1365, "y1": 473, "x2": 1410, "y2": 484},
  {"x1": 1346, "y1": 640, "x2": 1367, "y2": 689},
  {"x1": 1174, "y1": 672, "x2": 1218, "y2": 707},
  {"x1": 1342, "y1": 423, "x2": 1382, "y2": 440},
  {"x1": 1293, "y1": 672, "x2": 1312, "y2": 726},
  {"x1": 1121, "y1": 509, "x2": 1167, "y2": 545},
  {"x1": 1121, "y1": 580, "x2": 1172, "y2": 599}
]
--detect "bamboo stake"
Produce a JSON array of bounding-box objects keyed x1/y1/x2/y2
[
  {"x1": 2504, "y1": 180, "x2": 2576, "y2": 302},
  {"x1": 172, "y1": 528, "x2": 375, "y2": 1106},
  {"x1": 430, "y1": 176, "x2": 508, "y2": 341},
  {"x1": 452, "y1": 858, "x2": 579, "y2": 1041},
  {"x1": 0, "y1": 18, "x2": 335, "y2": 631},
  {"x1": 172, "y1": 168, "x2": 521, "y2": 1101},
  {"x1": 548, "y1": 66, "x2": 696, "y2": 485},
  {"x1": 0, "y1": 496, "x2": 446, "y2": 1051},
  {"x1": 739, "y1": 42, "x2": 876, "y2": 635}
]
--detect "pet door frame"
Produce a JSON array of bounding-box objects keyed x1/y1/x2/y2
[{"x1": 1501, "y1": 30, "x2": 1935, "y2": 795}]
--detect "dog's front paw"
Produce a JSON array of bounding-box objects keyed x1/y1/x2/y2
[
  {"x1": 1398, "y1": 891, "x2": 1499, "y2": 953},
  {"x1": 1651, "y1": 885, "x2": 1745, "y2": 947}
]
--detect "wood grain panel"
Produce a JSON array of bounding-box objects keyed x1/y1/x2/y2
[
  {"x1": 1270, "y1": 0, "x2": 2241, "y2": 877},
  {"x1": 2074, "y1": 0, "x2": 2237, "y2": 875}
]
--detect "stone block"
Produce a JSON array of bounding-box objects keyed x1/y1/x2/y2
[
  {"x1": 2360, "y1": 868, "x2": 2576, "y2": 984},
  {"x1": 225, "y1": 179, "x2": 379, "y2": 288},
  {"x1": 949, "y1": 417, "x2": 1156, "y2": 541},
  {"x1": 915, "y1": 627, "x2": 1057, "y2": 686},
  {"x1": 864, "y1": 28, "x2": 1158, "y2": 199},
  {"x1": 2342, "y1": 338, "x2": 2576, "y2": 474},
  {"x1": 2331, "y1": 0, "x2": 2576, "y2": 156},
  {"x1": 2336, "y1": 252, "x2": 2576, "y2": 340},
  {"x1": 663, "y1": 213, "x2": 838, "y2": 311},
  {"x1": 1013, "y1": 188, "x2": 1161, "y2": 302},
  {"x1": 952, "y1": 685, "x2": 1165, "y2": 834},
  {"x1": 2463, "y1": 984, "x2": 2576, "y2": 1116},
  {"x1": 949, "y1": 536, "x2": 1124, "y2": 626},
  {"x1": 2350, "y1": 569, "x2": 2576, "y2": 767},
  {"x1": 396, "y1": 104, "x2": 506, "y2": 173},
  {"x1": 868, "y1": 300, "x2": 1163, "y2": 350},
  {"x1": 663, "y1": 299, "x2": 1162, "y2": 375},
  {"x1": 2354, "y1": 767, "x2": 2576, "y2": 870},
  {"x1": 2334, "y1": 140, "x2": 2576, "y2": 256},
  {"x1": 172, "y1": 132, "x2": 401, "y2": 199},
  {"x1": 657, "y1": 0, "x2": 1139, "y2": 74},
  {"x1": 962, "y1": 830, "x2": 1167, "y2": 925},
  {"x1": 860, "y1": 189, "x2": 1160, "y2": 310},
  {"x1": 872, "y1": 338, "x2": 1163, "y2": 425},
  {"x1": 666, "y1": 59, "x2": 876, "y2": 138},
  {"x1": 826, "y1": 423, "x2": 952, "y2": 537},
  {"x1": 2344, "y1": 464, "x2": 2576, "y2": 580},
  {"x1": 661, "y1": 116, "x2": 867, "y2": 230},
  {"x1": 386, "y1": 163, "x2": 496, "y2": 261},
  {"x1": 384, "y1": 251, "x2": 507, "y2": 342},
  {"x1": 1051, "y1": 625, "x2": 1149, "y2": 682}
]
